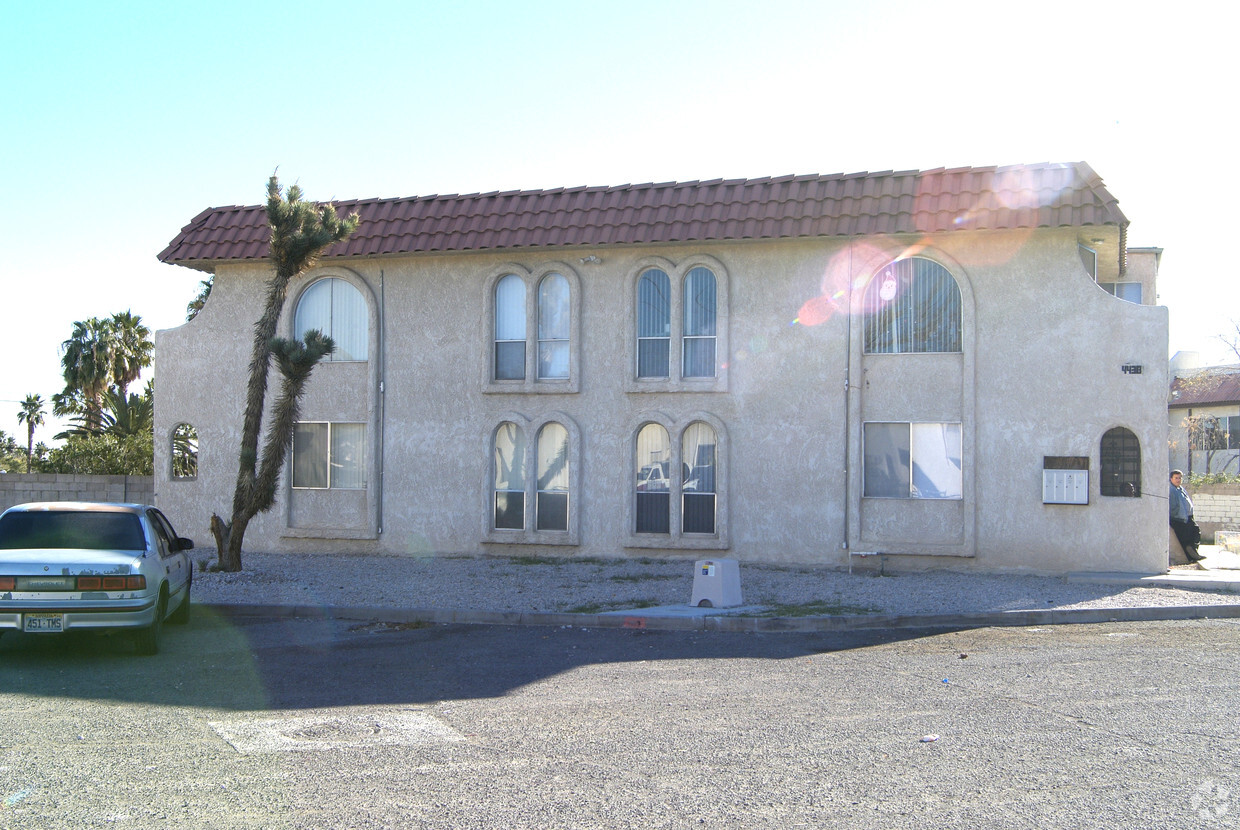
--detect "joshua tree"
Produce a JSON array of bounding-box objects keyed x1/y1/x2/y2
[
  {"x1": 209, "y1": 176, "x2": 359, "y2": 571},
  {"x1": 16, "y1": 394, "x2": 45, "y2": 473}
]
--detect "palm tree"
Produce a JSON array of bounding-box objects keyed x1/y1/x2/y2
[
  {"x1": 60, "y1": 317, "x2": 116, "y2": 432},
  {"x1": 187, "y1": 278, "x2": 213, "y2": 321},
  {"x1": 58, "y1": 385, "x2": 153, "y2": 440},
  {"x1": 109, "y1": 310, "x2": 153, "y2": 397},
  {"x1": 16, "y1": 394, "x2": 45, "y2": 473},
  {"x1": 58, "y1": 313, "x2": 153, "y2": 430}
]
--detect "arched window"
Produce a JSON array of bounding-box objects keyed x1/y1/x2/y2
[
  {"x1": 537, "y1": 273, "x2": 570, "y2": 379},
  {"x1": 637, "y1": 269, "x2": 671, "y2": 379},
  {"x1": 486, "y1": 415, "x2": 580, "y2": 543},
  {"x1": 494, "y1": 274, "x2": 527, "y2": 380},
  {"x1": 629, "y1": 258, "x2": 728, "y2": 392},
  {"x1": 493, "y1": 422, "x2": 526, "y2": 529},
  {"x1": 635, "y1": 423, "x2": 671, "y2": 533},
  {"x1": 171, "y1": 423, "x2": 198, "y2": 480},
  {"x1": 631, "y1": 416, "x2": 726, "y2": 543},
  {"x1": 863, "y1": 258, "x2": 962, "y2": 354},
  {"x1": 1101, "y1": 427, "x2": 1141, "y2": 497},
  {"x1": 536, "y1": 423, "x2": 569, "y2": 531},
  {"x1": 295, "y1": 278, "x2": 369, "y2": 361},
  {"x1": 682, "y1": 421, "x2": 717, "y2": 533},
  {"x1": 682, "y1": 267, "x2": 717, "y2": 377}
]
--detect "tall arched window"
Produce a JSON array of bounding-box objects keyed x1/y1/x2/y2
[
  {"x1": 1101, "y1": 427, "x2": 1141, "y2": 497},
  {"x1": 493, "y1": 422, "x2": 526, "y2": 529},
  {"x1": 863, "y1": 258, "x2": 961, "y2": 354},
  {"x1": 637, "y1": 269, "x2": 671, "y2": 378},
  {"x1": 295, "y1": 278, "x2": 369, "y2": 361},
  {"x1": 682, "y1": 421, "x2": 717, "y2": 533},
  {"x1": 682, "y1": 267, "x2": 717, "y2": 377},
  {"x1": 537, "y1": 273, "x2": 570, "y2": 379},
  {"x1": 494, "y1": 274, "x2": 527, "y2": 380},
  {"x1": 635, "y1": 423, "x2": 671, "y2": 533},
  {"x1": 536, "y1": 423, "x2": 569, "y2": 531}
]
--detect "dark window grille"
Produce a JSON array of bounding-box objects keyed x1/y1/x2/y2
[{"x1": 1100, "y1": 427, "x2": 1140, "y2": 497}]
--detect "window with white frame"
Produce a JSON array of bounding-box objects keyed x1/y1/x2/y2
[
  {"x1": 863, "y1": 258, "x2": 962, "y2": 354},
  {"x1": 631, "y1": 261, "x2": 727, "y2": 389},
  {"x1": 489, "y1": 268, "x2": 579, "y2": 390},
  {"x1": 1192, "y1": 415, "x2": 1240, "y2": 451},
  {"x1": 633, "y1": 418, "x2": 722, "y2": 538},
  {"x1": 1098, "y1": 282, "x2": 1142, "y2": 304},
  {"x1": 295, "y1": 278, "x2": 369, "y2": 361},
  {"x1": 635, "y1": 423, "x2": 671, "y2": 533},
  {"x1": 488, "y1": 416, "x2": 579, "y2": 543},
  {"x1": 682, "y1": 268, "x2": 717, "y2": 378},
  {"x1": 681, "y1": 421, "x2": 717, "y2": 533},
  {"x1": 537, "y1": 273, "x2": 570, "y2": 379},
  {"x1": 637, "y1": 269, "x2": 672, "y2": 379},
  {"x1": 292, "y1": 422, "x2": 366, "y2": 489},
  {"x1": 493, "y1": 421, "x2": 526, "y2": 529},
  {"x1": 863, "y1": 422, "x2": 962, "y2": 499},
  {"x1": 536, "y1": 423, "x2": 570, "y2": 531},
  {"x1": 494, "y1": 274, "x2": 527, "y2": 380}
]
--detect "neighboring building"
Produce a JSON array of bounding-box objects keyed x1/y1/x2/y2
[
  {"x1": 155, "y1": 162, "x2": 1170, "y2": 575},
  {"x1": 1169, "y1": 351, "x2": 1240, "y2": 477},
  {"x1": 1094, "y1": 245, "x2": 1161, "y2": 305}
]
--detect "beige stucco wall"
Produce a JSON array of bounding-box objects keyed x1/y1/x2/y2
[{"x1": 154, "y1": 225, "x2": 1170, "y2": 574}]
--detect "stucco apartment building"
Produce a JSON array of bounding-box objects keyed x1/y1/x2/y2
[{"x1": 155, "y1": 162, "x2": 1170, "y2": 574}]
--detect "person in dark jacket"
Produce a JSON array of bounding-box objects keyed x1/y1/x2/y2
[{"x1": 1169, "y1": 470, "x2": 1203, "y2": 562}]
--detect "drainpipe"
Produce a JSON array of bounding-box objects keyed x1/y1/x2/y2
[
  {"x1": 842, "y1": 241, "x2": 854, "y2": 555},
  {"x1": 377, "y1": 269, "x2": 385, "y2": 536}
]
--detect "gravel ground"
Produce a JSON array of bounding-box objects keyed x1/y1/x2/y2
[{"x1": 190, "y1": 551, "x2": 1240, "y2": 617}]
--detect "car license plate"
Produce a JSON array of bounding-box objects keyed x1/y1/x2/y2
[{"x1": 23, "y1": 613, "x2": 65, "y2": 633}]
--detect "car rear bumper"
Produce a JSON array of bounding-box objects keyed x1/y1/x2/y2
[{"x1": 0, "y1": 597, "x2": 159, "y2": 632}]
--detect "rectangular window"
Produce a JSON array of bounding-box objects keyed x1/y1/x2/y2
[
  {"x1": 863, "y1": 422, "x2": 961, "y2": 499},
  {"x1": 1099, "y1": 282, "x2": 1142, "y2": 303},
  {"x1": 1192, "y1": 415, "x2": 1240, "y2": 451},
  {"x1": 293, "y1": 422, "x2": 366, "y2": 489}
]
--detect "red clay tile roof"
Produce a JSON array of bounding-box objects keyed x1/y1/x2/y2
[
  {"x1": 1170, "y1": 367, "x2": 1240, "y2": 408},
  {"x1": 158, "y1": 162, "x2": 1126, "y2": 272}
]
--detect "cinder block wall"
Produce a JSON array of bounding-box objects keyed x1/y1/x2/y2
[
  {"x1": 1189, "y1": 483, "x2": 1240, "y2": 542},
  {"x1": 0, "y1": 474, "x2": 155, "y2": 512}
]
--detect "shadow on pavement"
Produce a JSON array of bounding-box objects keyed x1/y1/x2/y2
[{"x1": 0, "y1": 606, "x2": 970, "y2": 712}]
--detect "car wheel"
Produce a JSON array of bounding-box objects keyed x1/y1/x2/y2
[
  {"x1": 169, "y1": 575, "x2": 191, "y2": 625},
  {"x1": 134, "y1": 590, "x2": 166, "y2": 656}
]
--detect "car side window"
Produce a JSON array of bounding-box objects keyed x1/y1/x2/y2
[{"x1": 146, "y1": 510, "x2": 173, "y2": 558}]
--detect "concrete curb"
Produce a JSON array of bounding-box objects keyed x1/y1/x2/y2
[{"x1": 203, "y1": 601, "x2": 1240, "y2": 633}]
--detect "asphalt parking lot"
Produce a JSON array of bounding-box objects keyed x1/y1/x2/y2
[{"x1": 1, "y1": 610, "x2": 1238, "y2": 829}]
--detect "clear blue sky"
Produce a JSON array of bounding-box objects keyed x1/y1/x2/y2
[{"x1": 2, "y1": 0, "x2": 1236, "y2": 443}]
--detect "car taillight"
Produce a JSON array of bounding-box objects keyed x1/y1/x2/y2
[
  {"x1": 75, "y1": 576, "x2": 146, "y2": 590},
  {"x1": 0, "y1": 577, "x2": 14, "y2": 591}
]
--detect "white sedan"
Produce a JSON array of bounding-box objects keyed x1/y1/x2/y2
[{"x1": 0, "y1": 502, "x2": 193, "y2": 655}]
